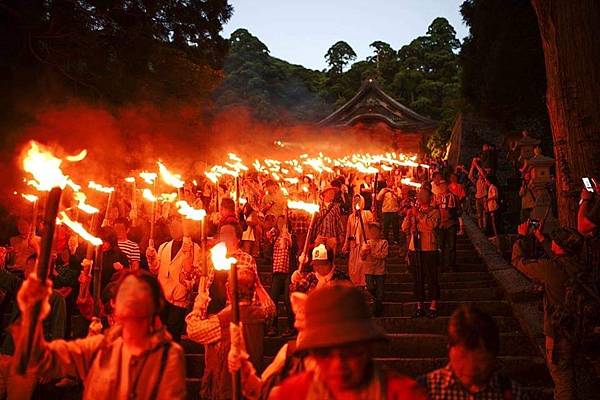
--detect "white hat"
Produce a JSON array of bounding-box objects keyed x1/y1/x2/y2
[{"x1": 312, "y1": 244, "x2": 329, "y2": 261}]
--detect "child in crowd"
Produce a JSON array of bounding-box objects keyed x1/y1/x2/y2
[
  {"x1": 267, "y1": 216, "x2": 295, "y2": 337},
  {"x1": 363, "y1": 222, "x2": 389, "y2": 317}
]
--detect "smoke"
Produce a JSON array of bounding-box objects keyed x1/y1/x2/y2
[{"x1": 2, "y1": 98, "x2": 399, "y2": 213}]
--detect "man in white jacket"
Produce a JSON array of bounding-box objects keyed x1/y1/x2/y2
[{"x1": 147, "y1": 217, "x2": 201, "y2": 341}]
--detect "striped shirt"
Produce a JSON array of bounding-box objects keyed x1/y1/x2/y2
[
  {"x1": 118, "y1": 240, "x2": 141, "y2": 263},
  {"x1": 316, "y1": 202, "x2": 345, "y2": 240}
]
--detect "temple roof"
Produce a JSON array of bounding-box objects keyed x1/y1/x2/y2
[{"x1": 319, "y1": 78, "x2": 437, "y2": 131}]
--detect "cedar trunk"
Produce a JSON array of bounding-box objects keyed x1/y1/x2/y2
[{"x1": 530, "y1": 0, "x2": 600, "y2": 227}]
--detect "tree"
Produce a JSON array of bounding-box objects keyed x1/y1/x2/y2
[
  {"x1": 214, "y1": 29, "x2": 331, "y2": 122},
  {"x1": 0, "y1": 0, "x2": 233, "y2": 106},
  {"x1": 325, "y1": 41, "x2": 357, "y2": 75},
  {"x1": 459, "y1": 0, "x2": 548, "y2": 137},
  {"x1": 530, "y1": 0, "x2": 600, "y2": 227}
]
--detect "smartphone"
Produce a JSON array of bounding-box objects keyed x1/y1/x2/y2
[{"x1": 583, "y1": 177, "x2": 594, "y2": 192}]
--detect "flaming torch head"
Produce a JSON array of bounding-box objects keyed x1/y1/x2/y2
[
  {"x1": 176, "y1": 201, "x2": 206, "y2": 221},
  {"x1": 142, "y1": 189, "x2": 157, "y2": 202},
  {"x1": 21, "y1": 194, "x2": 39, "y2": 203},
  {"x1": 139, "y1": 171, "x2": 158, "y2": 185},
  {"x1": 287, "y1": 200, "x2": 320, "y2": 214},
  {"x1": 22, "y1": 141, "x2": 69, "y2": 191},
  {"x1": 158, "y1": 161, "x2": 184, "y2": 189},
  {"x1": 124, "y1": 177, "x2": 135, "y2": 183},
  {"x1": 210, "y1": 242, "x2": 237, "y2": 271}
]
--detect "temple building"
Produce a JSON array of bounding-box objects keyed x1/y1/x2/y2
[{"x1": 318, "y1": 78, "x2": 437, "y2": 155}]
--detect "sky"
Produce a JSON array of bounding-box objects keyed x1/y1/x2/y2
[{"x1": 222, "y1": 0, "x2": 469, "y2": 71}]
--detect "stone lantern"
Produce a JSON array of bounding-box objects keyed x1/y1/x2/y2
[
  {"x1": 513, "y1": 130, "x2": 541, "y2": 165},
  {"x1": 524, "y1": 147, "x2": 557, "y2": 229}
]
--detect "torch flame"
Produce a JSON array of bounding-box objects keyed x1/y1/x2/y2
[
  {"x1": 21, "y1": 193, "x2": 38, "y2": 203},
  {"x1": 210, "y1": 242, "x2": 237, "y2": 271},
  {"x1": 22, "y1": 141, "x2": 69, "y2": 191},
  {"x1": 400, "y1": 178, "x2": 422, "y2": 189},
  {"x1": 176, "y1": 201, "x2": 206, "y2": 221},
  {"x1": 124, "y1": 177, "x2": 136, "y2": 183},
  {"x1": 142, "y1": 188, "x2": 156, "y2": 202},
  {"x1": 74, "y1": 192, "x2": 99, "y2": 214},
  {"x1": 88, "y1": 181, "x2": 115, "y2": 194},
  {"x1": 287, "y1": 200, "x2": 320, "y2": 214},
  {"x1": 57, "y1": 211, "x2": 102, "y2": 246},
  {"x1": 139, "y1": 171, "x2": 158, "y2": 184},
  {"x1": 158, "y1": 161, "x2": 184, "y2": 189},
  {"x1": 65, "y1": 149, "x2": 88, "y2": 162}
]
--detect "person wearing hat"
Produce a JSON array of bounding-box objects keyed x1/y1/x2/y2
[
  {"x1": 270, "y1": 285, "x2": 427, "y2": 400},
  {"x1": 290, "y1": 244, "x2": 349, "y2": 294},
  {"x1": 512, "y1": 222, "x2": 592, "y2": 400}
]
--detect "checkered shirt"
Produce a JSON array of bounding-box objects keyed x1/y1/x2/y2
[
  {"x1": 316, "y1": 202, "x2": 344, "y2": 240},
  {"x1": 422, "y1": 365, "x2": 528, "y2": 400},
  {"x1": 289, "y1": 212, "x2": 310, "y2": 235},
  {"x1": 272, "y1": 231, "x2": 291, "y2": 274}
]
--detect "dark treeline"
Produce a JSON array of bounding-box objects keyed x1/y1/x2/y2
[{"x1": 1, "y1": 0, "x2": 550, "y2": 154}]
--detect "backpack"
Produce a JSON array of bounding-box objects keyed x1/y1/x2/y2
[{"x1": 551, "y1": 257, "x2": 600, "y2": 348}]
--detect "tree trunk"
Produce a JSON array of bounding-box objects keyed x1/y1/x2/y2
[{"x1": 530, "y1": 0, "x2": 600, "y2": 227}]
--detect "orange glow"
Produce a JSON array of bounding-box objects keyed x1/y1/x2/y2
[
  {"x1": 74, "y1": 192, "x2": 99, "y2": 214},
  {"x1": 176, "y1": 200, "x2": 206, "y2": 221},
  {"x1": 57, "y1": 211, "x2": 102, "y2": 246},
  {"x1": 22, "y1": 141, "x2": 69, "y2": 191},
  {"x1": 139, "y1": 171, "x2": 158, "y2": 184},
  {"x1": 21, "y1": 193, "x2": 38, "y2": 203},
  {"x1": 124, "y1": 177, "x2": 135, "y2": 183},
  {"x1": 65, "y1": 149, "x2": 88, "y2": 162},
  {"x1": 158, "y1": 161, "x2": 184, "y2": 188},
  {"x1": 88, "y1": 181, "x2": 115, "y2": 193},
  {"x1": 142, "y1": 188, "x2": 156, "y2": 202},
  {"x1": 400, "y1": 178, "x2": 422, "y2": 188},
  {"x1": 287, "y1": 200, "x2": 319, "y2": 214},
  {"x1": 210, "y1": 242, "x2": 237, "y2": 271}
]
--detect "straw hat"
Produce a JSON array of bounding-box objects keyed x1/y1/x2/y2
[{"x1": 296, "y1": 284, "x2": 387, "y2": 352}]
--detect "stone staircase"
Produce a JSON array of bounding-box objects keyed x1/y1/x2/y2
[{"x1": 182, "y1": 236, "x2": 553, "y2": 399}]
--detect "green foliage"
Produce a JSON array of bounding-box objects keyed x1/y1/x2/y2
[
  {"x1": 214, "y1": 18, "x2": 462, "y2": 150},
  {"x1": 459, "y1": 0, "x2": 549, "y2": 137},
  {"x1": 213, "y1": 29, "x2": 330, "y2": 122},
  {"x1": 325, "y1": 41, "x2": 358, "y2": 75},
  {"x1": 0, "y1": 0, "x2": 233, "y2": 106}
]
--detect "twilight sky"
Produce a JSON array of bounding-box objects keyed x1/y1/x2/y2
[{"x1": 222, "y1": 0, "x2": 469, "y2": 71}]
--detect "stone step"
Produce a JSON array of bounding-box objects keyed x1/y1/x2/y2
[
  {"x1": 258, "y1": 271, "x2": 494, "y2": 285},
  {"x1": 272, "y1": 315, "x2": 521, "y2": 334},
  {"x1": 183, "y1": 355, "x2": 552, "y2": 388},
  {"x1": 182, "y1": 332, "x2": 535, "y2": 359},
  {"x1": 383, "y1": 287, "x2": 503, "y2": 302},
  {"x1": 379, "y1": 300, "x2": 513, "y2": 318}
]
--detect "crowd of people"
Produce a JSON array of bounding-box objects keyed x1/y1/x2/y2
[{"x1": 0, "y1": 143, "x2": 597, "y2": 400}]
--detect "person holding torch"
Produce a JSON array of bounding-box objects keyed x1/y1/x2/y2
[{"x1": 146, "y1": 217, "x2": 201, "y2": 341}]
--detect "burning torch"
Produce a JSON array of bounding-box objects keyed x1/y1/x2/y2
[
  {"x1": 287, "y1": 200, "x2": 320, "y2": 272},
  {"x1": 210, "y1": 242, "x2": 241, "y2": 400}
]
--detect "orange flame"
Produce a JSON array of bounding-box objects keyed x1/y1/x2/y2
[
  {"x1": 22, "y1": 141, "x2": 69, "y2": 191},
  {"x1": 74, "y1": 192, "x2": 99, "y2": 214},
  {"x1": 287, "y1": 200, "x2": 319, "y2": 214},
  {"x1": 142, "y1": 188, "x2": 156, "y2": 202},
  {"x1": 57, "y1": 211, "x2": 102, "y2": 246},
  {"x1": 400, "y1": 178, "x2": 422, "y2": 188},
  {"x1": 65, "y1": 149, "x2": 88, "y2": 162},
  {"x1": 158, "y1": 161, "x2": 184, "y2": 189},
  {"x1": 88, "y1": 181, "x2": 115, "y2": 193},
  {"x1": 176, "y1": 201, "x2": 206, "y2": 221},
  {"x1": 124, "y1": 177, "x2": 136, "y2": 183},
  {"x1": 21, "y1": 193, "x2": 39, "y2": 203},
  {"x1": 210, "y1": 242, "x2": 237, "y2": 271},
  {"x1": 139, "y1": 171, "x2": 158, "y2": 184}
]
